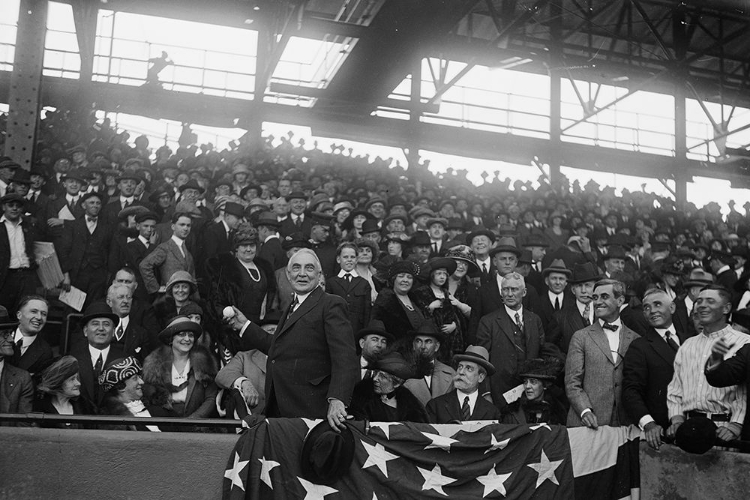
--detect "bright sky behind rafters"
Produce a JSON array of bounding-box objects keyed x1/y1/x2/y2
[{"x1": 2, "y1": 0, "x2": 750, "y2": 213}]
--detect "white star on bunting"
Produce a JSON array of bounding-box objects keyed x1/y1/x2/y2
[
  {"x1": 484, "y1": 433, "x2": 510, "y2": 454},
  {"x1": 421, "y1": 431, "x2": 458, "y2": 452},
  {"x1": 361, "y1": 440, "x2": 399, "y2": 478},
  {"x1": 476, "y1": 467, "x2": 512, "y2": 497},
  {"x1": 301, "y1": 418, "x2": 322, "y2": 437},
  {"x1": 258, "y1": 456, "x2": 280, "y2": 489},
  {"x1": 224, "y1": 452, "x2": 249, "y2": 492},
  {"x1": 529, "y1": 423, "x2": 552, "y2": 431},
  {"x1": 418, "y1": 464, "x2": 456, "y2": 496},
  {"x1": 369, "y1": 421, "x2": 402, "y2": 440},
  {"x1": 527, "y1": 450, "x2": 563, "y2": 489},
  {"x1": 298, "y1": 477, "x2": 338, "y2": 500}
]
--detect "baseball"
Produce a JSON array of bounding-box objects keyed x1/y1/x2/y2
[{"x1": 223, "y1": 306, "x2": 236, "y2": 319}]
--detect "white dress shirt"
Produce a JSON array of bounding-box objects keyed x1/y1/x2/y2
[
  {"x1": 13, "y1": 328, "x2": 36, "y2": 355},
  {"x1": 171, "y1": 235, "x2": 187, "y2": 257},
  {"x1": 456, "y1": 389, "x2": 479, "y2": 416},
  {"x1": 88, "y1": 344, "x2": 111, "y2": 368},
  {"x1": 598, "y1": 318, "x2": 622, "y2": 363},
  {"x1": 1, "y1": 216, "x2": 30, "y2": 268}
]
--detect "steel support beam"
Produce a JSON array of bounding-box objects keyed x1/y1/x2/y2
[
  {"x1": 4, "y1": 0, "x2": 47, "y2": 168},
  {"x1": 548, "y1": 0, "x2": 563, "y2": 185}
]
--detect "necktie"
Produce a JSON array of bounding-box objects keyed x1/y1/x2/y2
[
  {"x1": 582, "y1": 303, "x2": 591, "y2": 326},
  {"x1": 15, "y1": 338, "x2": 23, "y2": 353},
  {"x1": 68, "y1": 198, "x2": 76, "y2": 210},
  {"x1": 363, "y1": 369, "x2": 373, "y2": 381},
  {"x1": 554, "y1": 296, "x2": 560, "y2": 311},
  {"x1": 295, "y1": 216, "x2": 302, "y2": 228},
  {"x1": 461, "y1": 396, "x2": 471, "y2": 421},
  {"x1": 514, "y1": 312, "x2": 524, "y2": 332},
  {"x1": 432, "y1": 242, "x2": 438, "y2": 253},
  {"x1": 288, "y1": 295, "x2": 299, "y2": 319},
  {"x1": 602, "y1": 322, "x2": 618, "y2": 331},
  {"x1": 116, "y1": 323, "x2": 124, "y2": 341},
  {"x1": 665, "y1": 330, "x2": 679, "y2": 352},
  {"x1": 94, "y1": 353, "x2": 103, "y2": 377},
  {"x1": 345, "y1": 273, "x2": 352, "y2": 283},
  {"x1": 482, "y1": 263, "x2": 488, "y2": 274}
]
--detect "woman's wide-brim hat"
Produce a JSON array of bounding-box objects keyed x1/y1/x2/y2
[
  {"x1": 518, "y1": 357, "x2": 564, "y2": 381},
  {"x1": 165, "y1": 270, "x2": 198, "y2": 295},
  {"x1": 444, "y1": 244, "x2": 478, "y2": 270},
  {"x1": 370, "y1": 351, "x2": 415, "y2": 380},
  {"x1": 388, "y1": 260, "x2": 420, "y2": 280},
  {"x1": 158, "y1": 315, "x2": 203, "y2": 345},
  {"x1": 424, "y1": 257, "x2": 457, "y2": 276},
  {"x1": 299, "y1": 420, "x2": 356, "y2": 486}
]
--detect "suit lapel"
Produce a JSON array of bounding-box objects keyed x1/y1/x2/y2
[
  {"x1": 590, "y1": 324, "x2": 615, "y2": 364},
  {"x1": 646, "y1": 328, "x2": 676, "y2": 366},
  {"x1": 496, "y1": 309, "x2": 517, "y2": 347},
  {"x1": 445, "y1": 392, "x2": 462, "y2": 421},
  {"x1": 277, "y1": 287, "x2": 323, "y2": 336}
]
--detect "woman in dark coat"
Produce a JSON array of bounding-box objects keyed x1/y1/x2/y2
[
  {"x1": 372, "y1": 260, "x2": 424, "y2": 342},
  {"x1": 34, "y1": 356, "x2": 88, "y2": 428},
  {"x1": 142, "y1": 316, "x2": 218, "y2": 423},
  {"x1": 501, "y1": 358, "x2": 567, "y2": 425},
  {"x1": 349, "y1": 351, "x2": 428, "y2": 423}
]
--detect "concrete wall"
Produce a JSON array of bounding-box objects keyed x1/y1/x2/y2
[
  {"x1": 0, "y1": 428, "x2": 237, "y2": 500},
  {"x1": 3, "y1": 428, "x2": 750, "y2": 499}
]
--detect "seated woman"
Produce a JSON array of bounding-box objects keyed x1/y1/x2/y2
[
  {"x1": 501, "y1": 358, "x2": 567, "y2": 425},
  {"x1": 153, "y1": 271, "x2": 200, "y2": 330},
  {"x1": 349, "y1": 351, "x2": 428, "y2": 423},
  {"x1": 34, "y1": 355, "x2": 87, "y2": 428},
  {"x1": 142, "y1": 316, "x2": 219, "y2": 422},
  {"x1": 99, "y1": 356, "x2": 163, "y2": 431}
]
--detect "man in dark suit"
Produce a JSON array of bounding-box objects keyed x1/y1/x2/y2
[
  {"x1": 57, "y1": 191, "x2": 114, "y2": 306},
  {"x1": 10, "y1": 296, "x2": 53, "y2": 378},
  {"x1": 105, "y1": 283, "x2": 154, "y2": 360},
  {"x1": 326, "y1": 242, "x2": 371, "y2": 334},
  {"x1": 256, "y1": 212, "x2": 286, "y2": 271},
  {"x1": 139, "y1": 212, "x2": 195, "y2": 295},
  {"x1": 69, "y1": 302, "x2": 125, "y2": 414},
  {"x1": 200, "y1": 201, "x2": 243, "y2": 272},
  {"x1": 279, "y1": 191, "x2": 312, "y2": 238},
  {"x1": 521, "y1": 234, "x2": 548, "y2": 292},
  {"x1": 355, "y1": 320, "x2": 392, "y2": 381},
  {"x1": 705, "y1": 335, "x2": 750, "y2": 441},
  {"x1": 43, "y1": 168, "x2": 87, "y2": 241},
  {"x1": 100, "y1": 171, "x2": 146, "y2": 227},
  {"x1": 623, "y1": 289, "x2": 686, "y2": 449},
  {"x1": 426, "y1": 345, "x2": 501, "y2": 423},
  {"x1": 0, "y1": 321, "x2": 33, "y2": 422},
  {"x1": 565, "y1": 279, "x2": 639, "y2": 428},
  {"x1": 0, "y1": 194, "x2": 41, "y2": 311},
  {"x1": 467, "y1": 227, "x2": 495, "y2": 286},
  {"x1": 24, "y1": 164, "x2": 51, "y2": 222},
  {"x1": 476, "y1": 272, "x2": 561, "y2": 410},
  {"x1": 710, "y1": 250, "x2": 739, "y2": 305},
  {"x1": 674, "y1": 268, "x2": 714, "y2": 337},
  {"x1": 228, "y1": 248, "x2": 358, "y2": 431},
  {"x1": 309, "y1": 213, "x2": 338, "y2": 279},
  {"x1": 553, "y1": 262, "x2": 602, "y2": 353},
  {"x1": 535, "y1": 259, "x2": 573, "y2": 346},
  {"x1": 119, "y1": 211, "x2": 157, "y2": 301}
]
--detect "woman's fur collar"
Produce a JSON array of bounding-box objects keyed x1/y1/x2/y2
[{"x1": 143, "y1": 345, "x2": 217, "y2": 390}]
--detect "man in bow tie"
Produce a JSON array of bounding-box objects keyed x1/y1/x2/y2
[
  {"x1": 57, "y1": 191, "x2": 114, "y2": 308},
  {"x1": 565, "y1": 278, "x2": 639, "y2": 428}
]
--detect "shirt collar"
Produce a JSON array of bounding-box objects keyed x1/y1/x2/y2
[
  {"x1": 654, "y1": 325, "x2": 678, "y2": 343},
  {"x1": 504, "y1": 305, "x2": 523, "y2": 318},
  {"x1": 337, "y1": 269, "x2": 359, "y2": 278},
  {"x1": 120, "y1": 195, "x2": 134, "y2": 203},
  {"x1": 0, "y1": 215, "x2": 21, "y2": 225},
  {"x1": 456, "y1": 388, "x2": 479, "y2": 411},
  {"x1": 599, "y1": 317, "x2": 622, "y2": 329},
  {"x1": 14, "y1": 328, "x2": 36, "y2": 346},
  {"x1": 717, "y1": 265, "x2": 730, "y2": 275},
  {"x1": 295, "y1": 289, "x2": 313, "y2": 305},
  {"x1": 548, "y1": 290, "x2": 563, "y2": 301},
  {"x1": 171, "y1": 234, "x2": 185, "y2": 247},
  {"x1": 138, "y1": 235, "x2": 150, "y2": 246},
  {"x1": 88, "y1": 344, "x2": 110, "y2": 361}
]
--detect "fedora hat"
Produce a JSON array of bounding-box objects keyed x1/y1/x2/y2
[
  {"x1": 364, "y1": 196, "x2": 387, "y2": 210},
  {"x1": 675, "y1": 417, "x2": 717, "y2": 455},
  {"x1": 409, "y1": 231, "x2": 431, "y2": 247},
  {"x1": 341, "y1": 209, "x2": 375, "y2": 231},
  {"x1": 360, "y1": 219, "x2": 380, "y2": 235},
  {"x1": 0, "y1": 305, "x2": 18, "y2": 331},
  {"x1": 178, "y1": 179, "x2": 206, "y2": 194},
  {"x1": 542, "y1": 258, "x2": 572, "y2": 278},
  {"x1": 568, "y1": 262, "x2": 603, "y2": 284},
  {"x1": 489, "y1": 236, "x2": 522, "y2": 258},
  {"x1": 383, "y1": 214, "x2": 408, "y2": 227},
  {"x1": 453, "y1": 345, "x2": 495, "y2": 376},
  {"x1": 299, "y1": 420, "x2": 355, "y2": 486},
  {"x1": 281, "y1": 232, "x2": 311, "y2": 251},
  {"x1": 115, "y1": 170, "x2": 141, "y2": 183},
  {"x1": 603, "y1": 245, "x2": 628, "y2": 260},
  {"x1": 223, "y1": 202, "x2": 245, "y2": 219},
  {"x1": 407, "y1": 320, "x2": 447, "y2": 344},
  {"x1": 425, "y1": 217, "x2": 449, "y2": 229},
  {"x1": 61, "y1": 168, "x2": 89, "y2": 183},
  {"x1": 81, "y1": 301, "x2": 119, "y2": 326},
  {"x1": 255, "y1": 211, "x2": 280, "y2": 228},
  {"x1": 522, "y1": 234, "x2": 549, "y2": 248},
  {"x1": 356, "y1": 319, "x2": 395, "y2": 342},
  {"x1": 158, "y1": 315, "x2": 203, "y2": 345},
  {"x1": 409, "y1": 207, "x2": 436, "y2": 220}
]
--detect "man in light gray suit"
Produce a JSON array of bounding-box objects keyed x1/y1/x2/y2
[
  {"x1": 139, "y1": 212, "x2": 195, "y2": 295},
  {"x1": 565, "y1": 278, "x2": 639, "y2": 428},
  {"x1": 403, "y1": 321, "x2": 456, "y2": 406}
]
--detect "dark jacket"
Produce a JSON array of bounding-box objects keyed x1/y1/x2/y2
[
  {"x1": 141, "y1": 345, "x2": 218, "y2": 419},
  {"x1": 501, "y1": 393, "x2": 567, "y2": 425},
  {"x1": 11, "y1": 335, "x2": 54, "y2": 377},
  {"x1": 326, "y1": 274, "x2": 372, "y2": 335},
  {"x1": 704, "y1": 343, "x2": 750, "y2": 440},
  {"x1": 426, "y1": 389, "x2": 501, "y2": 423},
  {"x1": 32, "y1": 395, "x2": 88, "y2": 428},
  {"x1": 69, "y1": 342, "x2": 126, "y2": 414},
  {"x1": 206, "y1": 252, "x2": 276, "y2": 326},
  {"x1": 349, "y1": 378, "x2": 428, "y2": 423},
  {"x1": 371, "y1": 289, "x2": 424, "y2": 342}
]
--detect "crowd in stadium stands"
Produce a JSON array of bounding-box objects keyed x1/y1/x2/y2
[{"x1": 3, "y1": 107, "x2": 750, "y2": 449}]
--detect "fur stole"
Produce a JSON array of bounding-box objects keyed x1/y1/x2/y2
[{"x1": 142, "y1": 345, "x2": 217, "y2": 410}]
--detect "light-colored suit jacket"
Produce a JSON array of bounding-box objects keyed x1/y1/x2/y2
[
  {"x1": 404, "y1": 361, "x2": 456, "y2": 406},
  {"x1": 215, "y1": 350, "x2": 267, "y2": 414},
  {"x1": 139, "y1": 238, "x2": 195, "y2": 294},
  {"x1": 565, "y1": 321, "x2": 639, "y2": 427}
]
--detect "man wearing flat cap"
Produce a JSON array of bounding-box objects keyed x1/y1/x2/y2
[
  {"x1": 57, "y1": 191, "x2": 114, "y2": 306},
  {"x1": 70, "y1": 301, "x2": 125, "y2": 414},
  {"x1": 426, "y1": 345, "x2": 501, "y2": 423},
  {"x1": 0, "y1": 193, "x2": 40, "y2": 311}
]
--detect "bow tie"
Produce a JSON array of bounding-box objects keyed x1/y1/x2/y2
[
  {"x1": 87, "y1": 216, "x2": 98, "y2": 223},
  {"x1": 602, "y1": 322, "x2": 618, "y2": 331}
]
